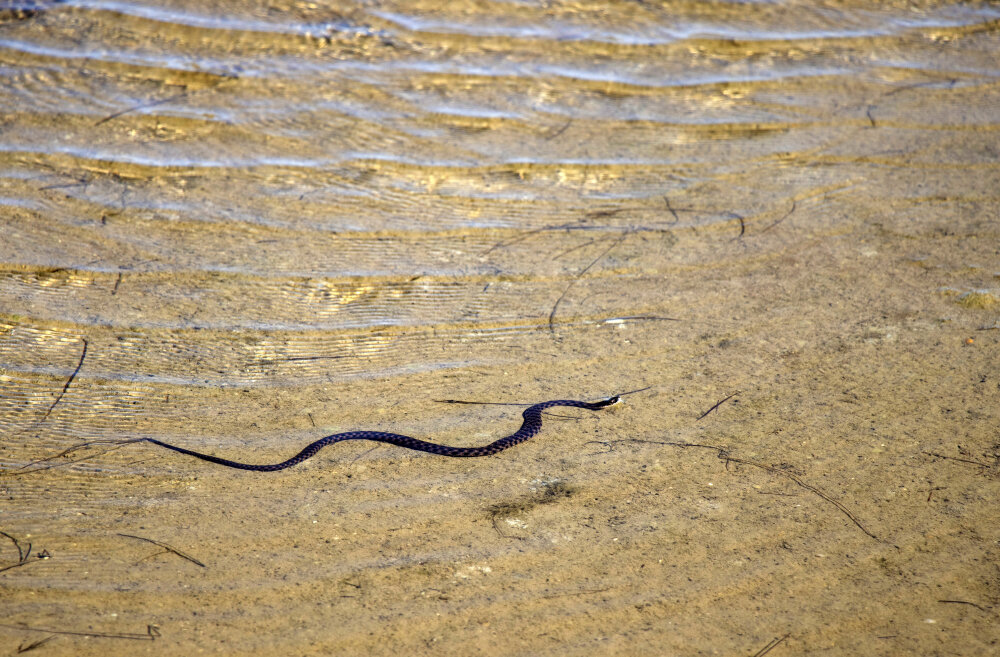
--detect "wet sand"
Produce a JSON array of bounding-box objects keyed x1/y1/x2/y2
[{"x1": 2, "y1": 2, "x2": 999, "y2": 655}]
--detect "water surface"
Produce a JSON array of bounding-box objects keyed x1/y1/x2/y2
[{"x1": 2, "y1": 2, "x2": 999, "y2": 654}]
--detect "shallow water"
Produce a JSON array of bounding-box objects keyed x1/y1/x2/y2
[{"x1": 2, "y1": 2, "x2": 999, "y2": 655}]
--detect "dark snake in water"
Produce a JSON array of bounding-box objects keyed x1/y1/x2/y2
[{"x1": 142, "y1": 396, "x2": 621, "y2": 471}]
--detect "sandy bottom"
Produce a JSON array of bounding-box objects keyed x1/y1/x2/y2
[
  {"x1": 4, "y1": 219, "x2": 998, "y2": 656},
  {"x1": 2, "y1": 2, "x2": 1000, "y2": 655}
]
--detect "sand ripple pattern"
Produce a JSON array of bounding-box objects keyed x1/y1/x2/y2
[{"x1": 2, "y1": 1, "x2": 1000, "y2": 654}]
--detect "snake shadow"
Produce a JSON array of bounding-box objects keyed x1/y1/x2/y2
[{"x1": 486, "y1": 481, "x2": 577, "y2": 539}]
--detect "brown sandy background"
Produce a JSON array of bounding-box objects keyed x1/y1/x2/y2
[{"x1": 2, "y1": 1, "x2": 999, "y2": 655}]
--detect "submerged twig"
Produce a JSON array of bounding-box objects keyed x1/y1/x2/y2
[
  {"x1": 17, "y1": 635, "x2": 55, "y2": 653},
  {"x1": 593, "y1": 438, "x2": 877, "y2": 540},
  {"x1": 1, "y1": 530, "x2": 30, "y2": 562},
  {"x1": 730, "y1": 212, "x2": 745, "y2": 239},
  {"x1": 484, "y1": 219, "x2": 587, "y2": 255},
  {"x1": 435, "y1": 400, "x2": 536, "y2": 406},
  {"x1": 436, "y1": 386, "x2": 650, "y2": 406},
  {"x1": 95, "y1": 90, "x2": 188, "y2": 126},
  {"x1": 0, "y1": 559, "x2": 36, "y2": 574},
  {"x1": 8, "y1": 439, "x2": 144, "y2": 477},
  {"x1": 0, "y1": 622, "x2": 159, "y2": 641},
  {"x1": 602, "y1": 315, "x2": 682, "y2": 323},
  {"x1": 551, "y1": 238, "x2": 599, "y2": 260},
  {"x1": 663, "y1": 196, "x2": 680, "y2": 224},
  {"x1": 937, "y1": 599, "x2": 989, "y2": 612},
  {"x1": 697, "y1": 392, "x2": 740, "y2": 421},
  {"x1": 541, "y1": 587, "x2": 611, "y2": 599},
  {"x1": 40, "y1": 338, "x2": 88, "y2": 423},
  {"x1": 0, "y1": 531, "x2": 38, "y2": 574},
  {"x1": 549, "y1": 232, "x2": 629, "y2": 333},
  {"x1": 118, "y1": 533, "x2": 206, "y2": 568},
  {"x1": 760, "y1": 200, "x2": 797, "y2": 234},
  {"x1": 545, "y1": 119, "x2": 572, "y2": 141},
  {"x1": 924, "y1": 451, "x2": 993, "y2": 469},
  {"x1": 753, "y1": 634, "x2": 789, "y2": 657}
]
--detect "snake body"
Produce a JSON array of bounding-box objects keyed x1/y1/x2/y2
[{"x1": 144, "y1": 396, "x2": 620, "y2": 471}]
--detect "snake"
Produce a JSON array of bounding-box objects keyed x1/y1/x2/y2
[{"x1": 141, "y1": 396, "x2": 621, "y2": 471}]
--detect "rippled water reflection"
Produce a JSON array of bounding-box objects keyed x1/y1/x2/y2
[{"x1": 2, "y1": 1, "x2": 999, "y2": 654}]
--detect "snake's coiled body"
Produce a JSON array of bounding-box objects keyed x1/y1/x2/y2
[{"x1": 144, "y1": 396, "x2": 620, "y2": 471}]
